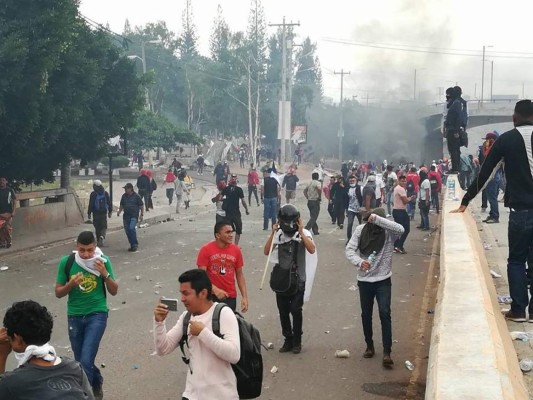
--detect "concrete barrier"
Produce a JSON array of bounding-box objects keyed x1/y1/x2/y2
[
  {"x1": 426, "y1": 174, "x2": 528, "y2": 399},
  {"x1": 13, "y1": 189, "x2": 84, "y2": 235}
]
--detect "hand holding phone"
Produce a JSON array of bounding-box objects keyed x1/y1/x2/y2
[{"x1": 160, "y1": 298, "x2": 179, "y2": 312}]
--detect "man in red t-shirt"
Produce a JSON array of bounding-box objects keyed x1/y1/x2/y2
[{"x1": 197, "y1": 221, "x2": 249, "y2": 312}]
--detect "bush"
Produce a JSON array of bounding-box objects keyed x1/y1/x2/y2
[{"x1": 100, "y1": 155, "x2": 130, "y2": 168}]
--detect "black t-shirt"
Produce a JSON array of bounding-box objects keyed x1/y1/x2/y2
[
  {"x1": 120, "y1": 192, "x2": 144, "y2": 218},
  {"x1": 0, "y1": 187, "x2": 16, "y2": 213},
  {"x1": 0, "y1": 357, "x2": 93, "y2": 399},
  {"x1": 282, "y1": 175, "x2": 299, "y2": 191},
  {"x1": 136, "y1": 175, "x2": 150, "y2": 191},
  {"x1": 222, "y1": 185, "x2": 244, "y2": 216},
  {"x1": 263, "y1": 177, "x2": 279, "y2": 198}
]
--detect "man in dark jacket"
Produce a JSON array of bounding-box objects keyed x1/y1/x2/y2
[
  {"x1": 444, "y1": 87, "x2": 463, "y2": 173},
  {"x1": 332, "y1": 176, "x2": 349, "y2": 229},
  {"x1": 136, "y1": 170, "x2": 151, "y2": 209},
  {"x1": 453, "y1": 100, "x2": 533, "y2": 322},
  {"x1": 87, "y1": 180, "x2": 112, "y2": 247}
]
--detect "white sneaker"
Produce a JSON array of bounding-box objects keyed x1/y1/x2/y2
[{"x1": 386, "y1": 214, "x2": 391, "y2": 218}]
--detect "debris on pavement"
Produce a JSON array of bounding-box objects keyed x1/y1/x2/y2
[
  {"x1": 510, "y1": 332, "x2": 533, "y2": 342},
  {"x1": 135, "y1": 276, "x2": 141, "y2": 281},
  {"x1": 520, "y1": 359, "x2": 533, "y2": 372},
  {"x1": 139, "y1": 223, "x2": 149, "y2": 228},
  {"x1": 483, "y1": 242, "x2": 492, "y2": 250},
  {"x1": 132, "y1": 364, "x2": 140, "y2": 370},
  {"x1": 267, "y1": 342, "x2": 274, "y2": 349},
  {"x1": 348, "y1": 285, "x2": 357, "y2": 291},
  {"x1": 404, "y1": 360, "x2": 415, "y2": 371},
  {"x1": 270, "y1": 366, "x2": 278, "y2": 374},
  {"x1": 335, "y1": 350, "x2": 350, "y2": 358},
  {"x1": 498, "y1": 295, "x2": 512, "y2": 304},
  {"x1": 0, "y1": 266, "x2": 8, "y2": 271},
  {"x1": 490, "y1": 270, "x2": 502, "y2": 278}
]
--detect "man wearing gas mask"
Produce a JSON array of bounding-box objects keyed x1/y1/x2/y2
[{"x1": 264, "y1": 205, "x2": 317, "y2": 354}]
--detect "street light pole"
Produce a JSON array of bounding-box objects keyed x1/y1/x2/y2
[
  {"x1": 490, "y1": 60, "x2": 494, "y2": 102},
  {"x1": 414, "y1": 69, "x2": 417, "y2": 101},
  {"x1": 481, "y1": 45, "x2": 485, "y2": 106}
]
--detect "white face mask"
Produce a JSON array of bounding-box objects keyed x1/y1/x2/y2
[{"x1": 350, "y1": 184, "x2": 356, "y2": 188}]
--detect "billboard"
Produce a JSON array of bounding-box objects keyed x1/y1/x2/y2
[{"x1": 291, "y1": 125, "x2": 307, "y2": 144}]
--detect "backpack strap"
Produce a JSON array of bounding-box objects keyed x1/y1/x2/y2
[
  {"x1": 179, "y1": 303, "x2": 228, "y2": 371},
  {"x1": 64, "y1": 253, "x2": 76, "y2": 280},
  {"x1": 179, "y1": 312, "x2": 192, "y2": 371}
]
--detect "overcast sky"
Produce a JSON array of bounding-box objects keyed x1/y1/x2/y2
[{"x1": 80, "y1": 0, "x2": 533, "y2": 104}]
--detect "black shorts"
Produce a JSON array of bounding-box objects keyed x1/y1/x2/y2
[{"x1": 225, "y1": 214, "x2": 243, "y2": 235}]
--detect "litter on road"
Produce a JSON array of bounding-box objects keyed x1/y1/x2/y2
[
  {"x1": 335, "y1": 350, "x2": 350, "y2": 358},
  {"x1": 490, "y1": 270, "x2": 502, "y2": 278}
]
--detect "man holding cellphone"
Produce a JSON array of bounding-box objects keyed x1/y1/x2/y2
[
  {"x1": 55, "y1": 231, "x2": 118, "y2": 399},
  {"x1": 197, "y1": 221, "x2": 249, "y2": 313},
  {"x1": 153, "y1": 269, "x2": 240, "y2": 400}
]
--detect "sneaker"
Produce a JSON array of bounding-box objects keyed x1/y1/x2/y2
[
  {"x1": 339, "y1": 224, "x2": 344, "y2": 229},
  {"x1": 292, "y1": 338, "x2": 302, "y2": 354},
  {"x1": 394, "y1": 247, "x2": 401, "y2": 253},
  {"x1": 92, "y1": 383, "x2": 103, "y2": 400},
  {"x1": 128, "y1": 246, "x2": 138, "y2": 252},
  {"x1": 6, "y1": 242, "x2": 11, "y2": 249},
  {"x1": 399, "y1": 248, "x2": 407, "y2": 254},
  {"x1": 504, "y1": 310, "x2": 527, "y2": 322},
  {"x1": 481, "y1": 207, "x2": 487, "y2": 213},
  {"x1": 279, "y1": 338, "x2": 293, "y2": 353},
  {"x1": 97, "y1": 236, "x2": 104, "y2": 247},
  {"x1": 382, "y1": 353, "x2": 394, "y2": 368},
  {"x1": 386, "y1": 214, "x2": 391, "y2": 218},
  {"x1": 483, "y1": 217, "x2": 499, "y2": 223}
]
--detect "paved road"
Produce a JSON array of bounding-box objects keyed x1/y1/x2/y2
[{"x1": 0, "y1": 188, "x2": 438, "y2": 399}]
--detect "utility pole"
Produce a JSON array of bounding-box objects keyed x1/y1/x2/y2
[
  {"x1": 481, "y1": 45, "x2": 485, "y2": 107},
  {"x1": 269, "y1": 17, "x2": 300, "y2": 166},
  {"x1": 490, "y1": 61, "x2": 494, "y2": 102},
  {"x1": 414, "y1": 69, "x2": 417, "y2": 101},
  {"x1": 334, "y1": 69, "x2": 350, "y2": 161}
]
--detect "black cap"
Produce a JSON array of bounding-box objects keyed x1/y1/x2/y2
[{"x1": 123, "y1": 183, "x2": 134, "y2": 189}]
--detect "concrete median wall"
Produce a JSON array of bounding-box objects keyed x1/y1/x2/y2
[
  {"x1": 426, "y1": 174, "x2": 528, "y2": 399},
  {"x1": 13, "y1": 192, "x2": 84, "y2": 235}
]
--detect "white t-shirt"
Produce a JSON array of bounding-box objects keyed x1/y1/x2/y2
[
  {"x1": 418, "y1": 179, "x2": 431, "y2": 201},
  {"x1": 375, "y1": 176, "x2": 385, "y2": 200}
]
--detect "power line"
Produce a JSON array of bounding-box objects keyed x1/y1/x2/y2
[{"x1": 320, "y1": 37, "x2": 533, "y2": 60}]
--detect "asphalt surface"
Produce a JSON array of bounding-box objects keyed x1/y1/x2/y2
[{"x1": 0, "y1": 188, "x2": 439, "y2": 400}]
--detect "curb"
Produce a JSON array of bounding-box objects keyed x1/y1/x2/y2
[{"x1": 1, "y1": 213, "x2": 172, "y2": 258}]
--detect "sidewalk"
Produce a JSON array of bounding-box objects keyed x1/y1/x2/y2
[
  {"x1": 471, "y1": 195, "x2": 533, "y2": 392},
  {"x1": 1, "y1": 177, "x2": 211, "y2": 258}
]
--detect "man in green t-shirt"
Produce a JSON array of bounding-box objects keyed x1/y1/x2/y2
[{"x1": 55, "y1": 231, "x2": 118, "y2": 400}]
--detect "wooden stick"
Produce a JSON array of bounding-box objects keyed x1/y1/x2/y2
[{"x1": 260, "y1": 233, "x2": 276, "y2": 290}]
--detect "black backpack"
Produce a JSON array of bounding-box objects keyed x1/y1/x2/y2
[
  {"x1": 406, "y1": 179, "x2": 415, "y2": 196},
  {"x1": 269, "y1": 236, "x2": 300, "y2": 297},
  {"x1": 179, "y1": 303, "x2": 263, "y2": 399}
]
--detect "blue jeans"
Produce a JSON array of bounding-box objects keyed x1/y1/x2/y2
[
  {"x1": 68, "y1": 313, "x2": 108, "y2": 387},
  {"x1": 358, "y1": 278, "x2": 392, "y2": 353},
  {"x1": 486, "y1": 178, "x2": 500, "y2": 219},
  {"x1": 508, "y1": 210, "x2": 533, "y2": 313},
  {"x1": 406, "y1": 199, "x2": 416, "y2": 219},
  {"x1": 385, "y1": 191, "x2": 393, "y2": 215},
  {"x1": 123, "y1": 216, "x2": 138, "y2": 246},
  {"x1": 263, "y1": 197, "x2": 277, "y2": 230}
]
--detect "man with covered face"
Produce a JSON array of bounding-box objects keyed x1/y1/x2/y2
[
  {"x1": 263, "y1": 204, "x2": 316, "y2": 354},
  {"x1": 345, "y1": 208, "x2": 404, "y2": 368},
  {"x1": 221, "y1": 174, "x2": 249, "y2": 246}
]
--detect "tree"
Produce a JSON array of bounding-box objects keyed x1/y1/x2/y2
[
  {"x1": 292, "y1": 37, "x2": 323, "y2": 125},
  {"x1": 178, "y1": 0, "x2": 199, "y2": 60},
  {"x1": 0, "y1": 0, "x2": 145, "y2": 185},
  {"x1": 128, "y1": 110, "x2": 201, "y2": 151}
]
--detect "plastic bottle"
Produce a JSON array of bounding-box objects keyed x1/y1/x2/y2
[
  {"x1": 362, "y1": 251, "x2": 377, "y2": 274},
  {"x1": 447, "y1": 179, "x2": 455, "y2": 200}
]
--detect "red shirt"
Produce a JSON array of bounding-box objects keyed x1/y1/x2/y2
[
  {"x1": 406, "y1": 172, "x2": 420, "y2": 192},
  {"x1": 164, "y1": 172, "x2": 176, "y2": 183},
  {"x1": 196, "y1": 241, "x2": 244, "y2": 298},
  {"x1": 247, "y1": 170, "x2": 260, "y2": 185},
  {"x1": 428, "y1": 171, "x2": 442, "y2": 192}
]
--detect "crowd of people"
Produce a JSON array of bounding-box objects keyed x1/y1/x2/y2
[{"x1": 4, "y1": 98, "x2": 533, "y2": 399}]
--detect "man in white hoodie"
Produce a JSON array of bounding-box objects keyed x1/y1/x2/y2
[
  {"x1": 54, "y1": 231, "x2": 118, "y2": 399},
  {"x1": 153, "y1": 269, "x2": 240, "y2": 400}
]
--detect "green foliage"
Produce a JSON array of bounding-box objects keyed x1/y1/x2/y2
[
  {"x1": 128, "y1": 110, "x2": 201, "y2": 152},
  {"x1": 0, "y1": 0, "x2": 144, "y2": 185},
  {"x1": 100, "y1": 155, "x2": 130, "y2": 168}
]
